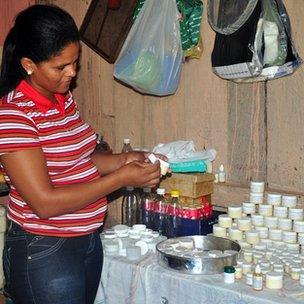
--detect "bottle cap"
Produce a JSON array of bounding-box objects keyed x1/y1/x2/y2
[
  {"x1": 224, "y1": 266, "x2": 235, "y2": 273},
  {"x1": 123, "y1": 138, "x2": 130, "y2": 144},
  {"x1": 156, "y1": 188, "x2": 165, "y2": 195},
  {"x1": 170, "y1": 190, "x2": 180, "y2": 197},
  {"x1": 255, "y1": 264, "x2": 261, "y2": 274},
  {"x1": 219, "y1": 164, "x2": 225, "y2": 172}
]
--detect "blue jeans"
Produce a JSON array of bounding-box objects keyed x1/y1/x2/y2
[{"x1": 3, "y1": 222, "x2": 103, "y2": 304}]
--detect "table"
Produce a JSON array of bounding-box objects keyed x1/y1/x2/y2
[{"x1": 95, "y1": 253, "x2": 304, "y2": 304}]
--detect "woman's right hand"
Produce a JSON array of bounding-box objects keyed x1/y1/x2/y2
[{"x1": 117, "y1": 160, "x2": 161, "y2": 188}]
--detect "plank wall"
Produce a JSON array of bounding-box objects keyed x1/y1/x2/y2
[{"x1": 2, "y1": 1, "x2": 304, "y2": 221}]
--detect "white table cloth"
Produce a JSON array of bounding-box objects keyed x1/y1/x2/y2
[{"x1": 95, "y1": 253, "x2": 304, "y2": 304}]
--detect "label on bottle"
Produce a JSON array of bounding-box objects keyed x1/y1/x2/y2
[{"x1": 253, "y1": 275, "x2": 263, "y2": 290}]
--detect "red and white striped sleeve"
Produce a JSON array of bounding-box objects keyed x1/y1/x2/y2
[{"x1": 0, "y1": 105, "x2": 41, "y2": 154}]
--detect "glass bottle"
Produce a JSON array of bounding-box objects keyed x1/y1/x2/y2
[
  {"x1": 121, "y1": 186, "x2": 139, "y2": 227},
  {"x1": 139, "y1": 187, "x2": 155, "y2": 229},
  {"x1": 167, "y1": 190, "x2": 182, "y2": 238},
  {"x1": 121, "y1": 138, "x2": 133, "y2": 153},
  {"x1": 153, "y1": 188, "x2": 168, "y2": 235}
]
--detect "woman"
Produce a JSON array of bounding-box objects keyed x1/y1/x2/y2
[{"x1": 0, "y1": 4, "x2": 162, "y2": 304}]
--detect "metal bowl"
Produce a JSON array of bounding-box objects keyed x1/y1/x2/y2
[{"x1": 156, "y1": 235, "x2": 240, "y2": 275}]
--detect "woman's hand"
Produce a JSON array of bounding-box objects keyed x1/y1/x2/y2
[{"x1": 117, "y1": 160, "x2": 161, "y2": 188}]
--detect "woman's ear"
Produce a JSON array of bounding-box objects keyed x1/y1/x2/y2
[{"x1": 20, "y1": 57, "x2": 35, "y2": 75}]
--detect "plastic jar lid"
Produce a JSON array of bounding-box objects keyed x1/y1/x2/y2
[
  {"x1": 156, "y1": 188, "x2": 166, "y2": 195},
  {"x1": 132, "y1": 224, "x2": 147, "y2": 231},
  {"x1": 224, "y1": 266, "x2": 235, "y2": 273}
]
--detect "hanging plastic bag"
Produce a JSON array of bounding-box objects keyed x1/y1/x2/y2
[
  {"x1": 208, "y1": 0, "x2": 302, "y2": 82},
  {"x1": 113, "y1": 0, "x2": 183, "y2": 96}
]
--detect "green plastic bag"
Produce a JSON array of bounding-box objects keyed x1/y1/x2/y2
[{"x1": 133, "y1": 0, "x2": 203, "y2": 56}]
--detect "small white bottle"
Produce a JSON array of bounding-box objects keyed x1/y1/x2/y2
[
  {"x1": 223, "y1": 266, "x2": 235, "y2": 284},
  {"x1": 122, "y1": 138, "x2": 133, "y2": 153},
  {"x1": 218, "y1": 164, "x2": 226, "y2": 183},
  {"x1": 252, "y1": 264, "x2": 263, "y2": 291}
]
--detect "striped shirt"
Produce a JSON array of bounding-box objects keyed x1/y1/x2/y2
[{"x1": 0, "y1": 80, "x2": 107, "y2": 237}]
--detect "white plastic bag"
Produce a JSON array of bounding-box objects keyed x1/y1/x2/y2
[{"x1": 113, "y1": 0, "x2": 183, "y2": 96}]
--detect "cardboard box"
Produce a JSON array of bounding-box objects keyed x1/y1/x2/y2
[{"x1": 160, "y1": 173, "x2": 214, "y2": 198}]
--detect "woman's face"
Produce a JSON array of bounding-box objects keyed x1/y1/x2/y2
[{"x1": 25, "y1": 42, "x2": 80, "y2": 98}]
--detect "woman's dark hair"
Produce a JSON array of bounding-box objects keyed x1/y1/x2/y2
[{"x1": 0, "y1": 4, "x2": 80, "y2": 98}]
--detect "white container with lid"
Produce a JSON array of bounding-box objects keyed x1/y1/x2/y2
[
  {"x1": 250, "y1": 192, "x2": 264, "y2": 204},
  {"x1": 282, "y1": 195, "x2": 297, "y2": 208},
  {"x1": 250, "y1": 181, "x2": 265, "y2": 193},
  {"x1": 265, "y1": 272, "x2": 283, "y2": 289},
  {"x1": 242, "y1": 202, "x2": 256, "y2": 215},
  {"x1": 253, "y1": 243, "x2": 267, "y2": 251},
  {"x1": 289, "y1": 208, "x2": 304, "y2": 221},
  {"x1": 228, "y1": 205, "x2": 243, "y2": 219},
  {"x1": 242, "y1": 262, "x2": 252, "y2": 274},
  {"x1": 251, "y1": 214, "x2": 264, "y2": 227},
  {"x1": 237, "y1": 217, "x2": 252, "y2": 231},
  {"x1": 237, "y1": 240, "x2": 251, "y2": 249},
  {"x1": 267, "y1": 193, "x2": 282, "y2": 206},
  {"x1": 255, "y1": 226, "x2": 268, "y2": 239},
  {"x1": 213, "y1": 224, "x2": 227, "y2": 238},
  {"x1": 286, "y1": 243, "x2": 300, "y2": 253},
  {"x1": 269, "y1": 229, "x2": 282, "y2": 241},
  {"x1": 243, "y1": 250, "x2": 253, "y2": 263},
  {"x1": 300, "y1": 272, "x2": 304, "y2": 286},
  {"x1": 260, "y1": 238, "x2": 273, "y2": 248},
  {"x1": 282, "y1": 231, "x2": 297, "y2": 244},
  {"x1": 291, "y1": 266, "x2": 301, "y2": 280},
  {"x1": 258, "y1": 204, "x2": 273, "y2": 217},
  {"x1": 278, "y1": 218, "x2": 292, "y2": 231},
  {"x1": 273, "y1": 206, "x2": 288, "y2": 218},
  {"x1": 293, "y1": 220, "x2": 304, "y2": 233},
  {"x1": 228, "y1": 227, "x2": 243, "y2": 241},
  {"x1": 246, "y1": 230, "x2": 260, "y2": 245},
  {"x1": 218, "y1": 214, "x2": 233, "y2": 228},
  {"x1": 264, "y1": 216, "x2": 278, "y2": 229}
]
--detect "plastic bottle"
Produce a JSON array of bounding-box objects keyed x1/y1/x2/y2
[
  {"x1": 167, "y1": 190, "x2": 182, "y2": 238},
  {"x1": 121, "y1": 186, "x2": 139, "y2": 226},
  {"x1": 253, "y1": 264, "x2": 263, "y2": 291},
  {"x1": 139, "y1": 188, "x2": 155, "y2": 229},
  {"x1": 223, "y1": 266, "x2": 235, "y2": 284},
  {"x1": 218, "y1": 164, "x2": 226, "y2": 182},
  {"x1": 179, "y1": 206, "x2": 201, "y2": 236},
  {"x1": 153, "y1": 188, "x2": 168, "y2": 235},
  {"x1": 121, "y1": 138, "x2": 133, "y2": 153}
]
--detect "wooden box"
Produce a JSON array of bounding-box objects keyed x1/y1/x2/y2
[
  {"x1": 160, "y1": 173, "x2": 214, "y2": 199},
  {"x1": 80, "y1": 0, "x2": 138, "y2": 63}
]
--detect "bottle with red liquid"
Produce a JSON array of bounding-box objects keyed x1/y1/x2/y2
[
  {"x1": 153, "y1": 188, "x2": 169, "y2": 235},
  {"x1": 139, "y1": 187, "x2": 155, "y2": 229},
  {"x1": 166, "y1": 190, "x2": 182, "y2": 238},
  {"x1": 179, "y1": 206, "x2": 202, "y2": 236}
]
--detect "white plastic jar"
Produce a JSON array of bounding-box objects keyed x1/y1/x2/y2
[
  {"x1": 267, "y1": 193, "x2": 282, "y2": 206},
  {"x1": 273, "y1": 206, "x2": 288, "y2": 218},
  {"x1": 228, "y1": 205, "x2": 243, "y2": 219},
  {"x1": 266, "y1": 272, "x2": 283, "y2": 289},
  {"x1": 242, "y1": 202, "x2": 256, "y2": 215},
  {"x1": 259, "y1": 204, "x2": 273, "y2": 217},
  {"x1": 264, "y1": 216, "x2": 278, "y2": 229},
  {"x1": 255, "y1": 226, "x2": 268, "y2": 239},
  {"x1": 250, "y1": 181, "x2": 265, "y2": 193},
  {"x1": 246, "y1": 230, "x2": 260, "y2": 245},
  {"x1": 282, "y1": 231, "x2": 297, "y2": 244},
  {"x1": 218, "y1": 214, "x2": 233, "y2": 228},
  {"x1": 293, "y1": 220, "x2": 304, "y2": 233},
  {"x1": 228, "y1": 227, "x2": 243, "y2": 241},
  {"x1": 213, "y1": 224, "x2": 227, "y2": 238},
  {"x1": 237, "y1": 217, "x2": 252, "y2": 231},
  {"x1": 289, "y1": 208, "x2": 304, "y2": 221},
  {"x1": 278, "y1": 218, "x2": 292, "y2": 231},
  {"x1": 251, "y1": 214, "x2": 264, "y2": 227},
  {"x1": 250, "y1": 192, "x2": 263, "y2": 204},
  {"x1": 282, "y1": 195, "x2": 297, "y2": 208}
]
